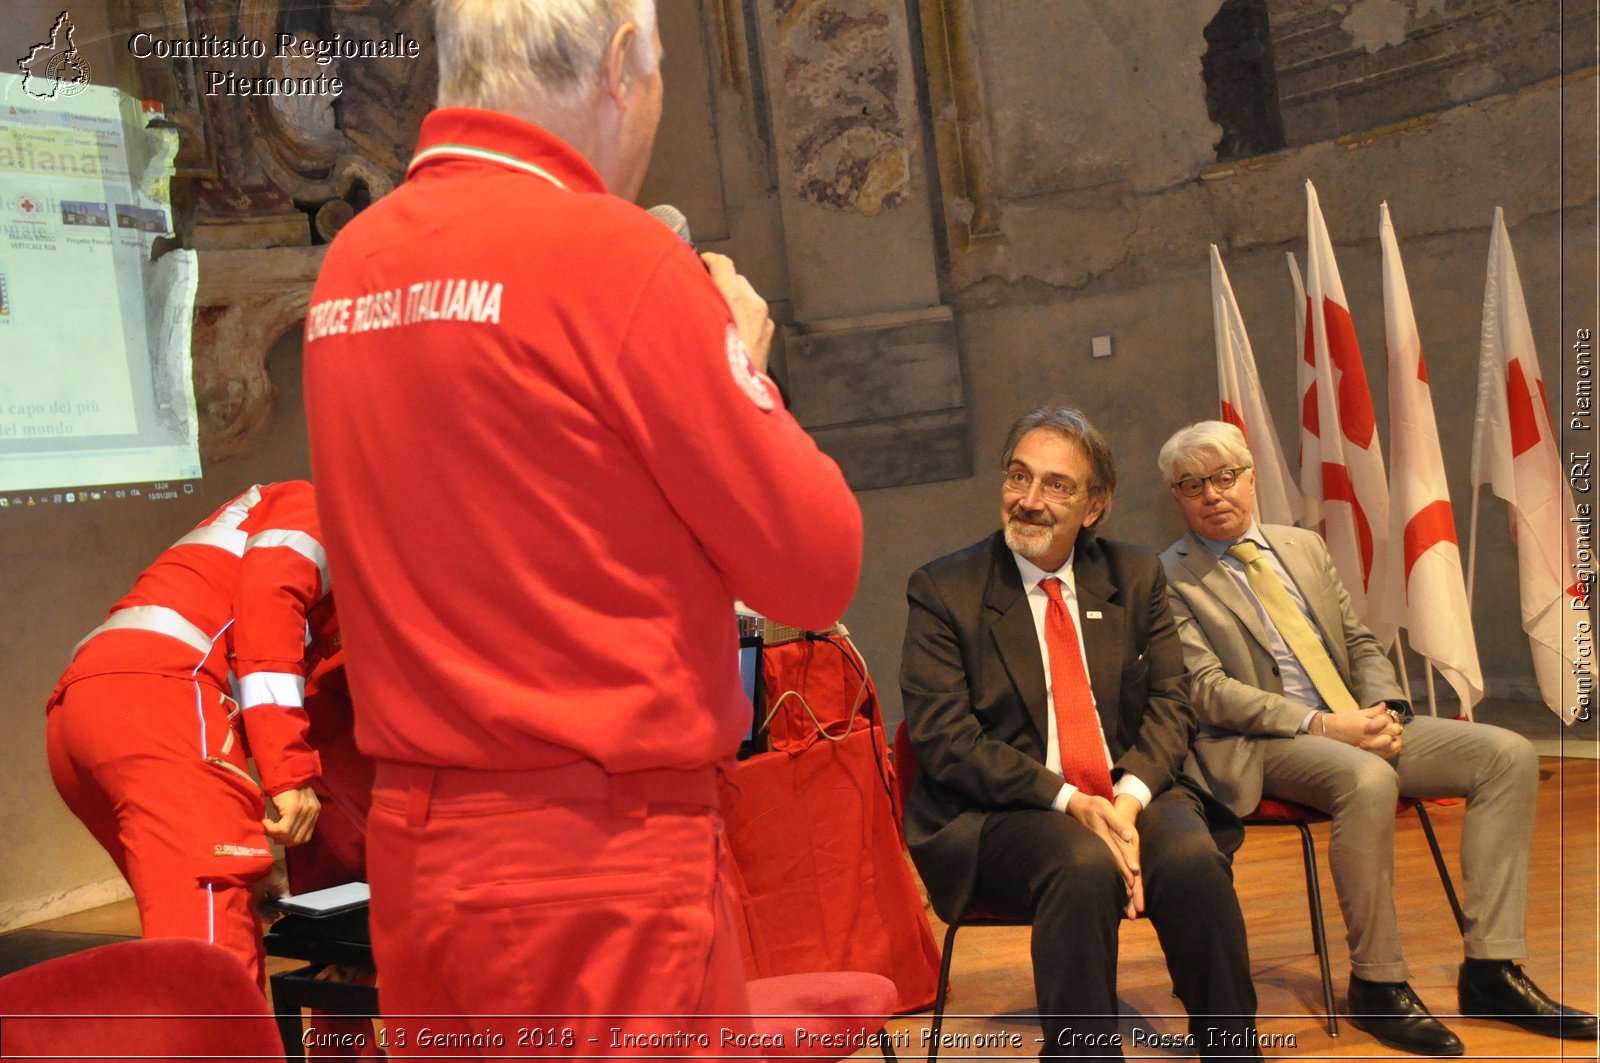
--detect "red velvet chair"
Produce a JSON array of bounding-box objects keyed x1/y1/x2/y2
[
  {"x1": 892, "y1": 721, "x2": 1030, "y2": 1063},
  {"x1": 1243, "y1": 795, "x2": 1465, "y2": 1037},
  {"x1": 0, "y1": 937, "x2": 284, "y2": 1062},
  {"x1": 748, "y1": 971, "x2": 900, "y2": 1059}
]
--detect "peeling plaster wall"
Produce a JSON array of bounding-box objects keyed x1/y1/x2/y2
[
  {"x1": 1268, "y1": 0, "x2": 1586, "y2": 145},
  {"x1": 973, "y1": 0, "x2": 1225, "y2": 196}
]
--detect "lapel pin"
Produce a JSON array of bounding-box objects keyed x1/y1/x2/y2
[{"x1": 1086, "y1": 610, "x2": 1102, "y2": 620}]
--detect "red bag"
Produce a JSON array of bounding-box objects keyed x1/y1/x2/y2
[{"x1": 720, "y1": 637, "x2": 940, "y2": 1013}]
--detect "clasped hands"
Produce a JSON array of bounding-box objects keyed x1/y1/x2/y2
[
  {"x1": 1317, "y1": 704, "x2": 1404, "y2": 759},
  {"x1": 1067, "y1": 790, "x2": 1144, "y2": 920}
]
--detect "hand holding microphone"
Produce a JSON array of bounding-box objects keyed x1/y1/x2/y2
[
  {"x1": 701, "y1": 253, "x2": 773, "y2": 373},
  {"x1": 648, "y1": 205, "x2": 774, "y2": 374}
]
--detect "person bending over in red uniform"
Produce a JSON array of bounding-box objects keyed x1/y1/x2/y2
[{"x1": 48, "y1": 480, "x2": 330, "y2": 988}]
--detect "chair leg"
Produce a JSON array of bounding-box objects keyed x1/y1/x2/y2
[
  {"x1": 1295, "y1": 823, "x2": 1339, "y2": 1038},
  {"x1": 875, "y1": 1025, "x2": 899, "y2": 1061},
  {"x1": 1413, "y1": 804, "x2": 1466, "y2": 933},
  {"x1": 269, "y1": 968, "x2": 310, "y2": 1063},
  {"x1": 928, "y1": 922, "x2": 959, "y2": 1063}
]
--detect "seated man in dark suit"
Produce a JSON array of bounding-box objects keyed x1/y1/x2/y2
[
  {"x1": 1157, "y1": 420, "x2": 1596, "y2": 1056},
  {"x1": 900, "y1": 405, "x2": 1260, "y2": 1060}
]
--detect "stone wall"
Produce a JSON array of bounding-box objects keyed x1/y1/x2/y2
[{"x1": 1267, "y1": 0, "x2": 1587, "y2": 146}]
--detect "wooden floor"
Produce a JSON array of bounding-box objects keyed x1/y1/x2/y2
[
  {"x1": 882, "y1": 756, "x2": 1598, "y2": 1061},
  {"x1": 18, "y1": 756, "x2": 1597, "y2": 1061}
]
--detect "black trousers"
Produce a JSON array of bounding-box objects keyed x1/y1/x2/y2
[{"x1": 971, "y1": 785, "x2": 1260, "y2": 1060}]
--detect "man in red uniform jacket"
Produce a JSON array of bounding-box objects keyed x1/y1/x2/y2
[
  {"x1": 47, "y1": 480, "x2": 328, "y2": 988},
  {"x1": 302, "y1": 0, "x2": 862, "y2": 1050}
]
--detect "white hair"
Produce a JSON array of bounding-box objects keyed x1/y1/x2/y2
[
  {"x1": 1157, "y1": 420, "x2": 1253, "y2": 483},
  {"x1": 434, "y1": 0, "x2": 659, "y2": 111}
]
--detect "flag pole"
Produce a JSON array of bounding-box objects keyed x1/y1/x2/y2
[
  {"x1": 1465, "y1": 483, "x2": 1482, "y2": 607},
  {"x1": 1392, "y1": 628, "x2": 1415, "y2": 705},
  {"x1": 1462, "y1": 486, "x2": 1482, "y2": 722}
]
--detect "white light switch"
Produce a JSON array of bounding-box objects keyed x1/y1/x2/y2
[{"x1": 1091, "y1": 335, "x2": 1113, "y2": 359}]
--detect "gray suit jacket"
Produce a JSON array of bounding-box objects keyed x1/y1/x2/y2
[
  {"x1": 900, "y1": 531, "x2": 1206, "y2": 922},
  {"x1": 1158, "y1": 524, "x2": 1406, "y2": 815}
]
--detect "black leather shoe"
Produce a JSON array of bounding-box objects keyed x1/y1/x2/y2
[
  {"x1": 1347, "y1": 976, "x2": 1464, "y2": 1056},
  {"x1": 1459, "y1": 959, "x2": 1599, "y2": 1039}
]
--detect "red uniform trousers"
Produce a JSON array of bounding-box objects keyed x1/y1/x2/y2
[
  {"x1": 366, "y1": 760, "x2": 753, "y2": 1057},
  {"x1": 47, "y1": 673, "x2": 274, "y2": 987},
  {"x1": 286, "y1": 680, "x2": 381, "y2": 1062},
  {"x1": 287, "y1": 680, "x2": 373, "y2": 894}
]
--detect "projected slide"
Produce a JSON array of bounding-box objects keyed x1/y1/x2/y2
[{"x1": 0, "y1": 72, "x2": 200, "y2": 498}]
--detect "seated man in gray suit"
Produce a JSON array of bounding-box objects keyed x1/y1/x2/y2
[
  {"x1": 901, "y1": 406, "x2": 1260, "y2": 1059},
  {"x1": 1157, "y1": 420, "x2": 1595, "y2": 1056}
]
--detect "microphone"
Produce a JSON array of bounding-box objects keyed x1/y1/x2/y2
[
  {"x1": 646, "y1": 203, "x2": 787, "y2": 409},
  {"x1": 646, "y1": 204, "x2": 694, "y2": 249}
]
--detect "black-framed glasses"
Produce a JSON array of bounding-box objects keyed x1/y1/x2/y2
[
  {"x1": 1002, "y1": 467, "x2": 1087, "y2": 504},
  {"x1": 1170, "y1": 465, "x2": 1251, "y2": 498}
]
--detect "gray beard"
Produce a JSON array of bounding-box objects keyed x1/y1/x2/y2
[{"x1": 1003, "y1": 519, "x2": 1053, "y2": 559}]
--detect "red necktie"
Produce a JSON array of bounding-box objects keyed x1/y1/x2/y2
[{"x1": 1040, "y1": 577, "x2": 1114, "y2": 800}]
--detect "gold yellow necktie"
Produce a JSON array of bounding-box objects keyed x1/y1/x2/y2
[{"x1": 1226, "y1": 540, "x2": 1359, "y2": 713}]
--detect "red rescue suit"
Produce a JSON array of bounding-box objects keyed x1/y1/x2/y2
[
  {"x1": 287, "y1": 612, "x2": 381, "y2": 1063},
  {"x1": 304, "y1": 109, "x2": 863, "y2": 1049},
  {"x1": 286, "y1": 619, "x2": 372, "y2": 894},
  {"x1": 47, "y1": 481, "x2": 329, "y2": 987}
]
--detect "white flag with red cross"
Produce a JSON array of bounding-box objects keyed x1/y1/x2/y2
[
  {"x1": 1301, "y1": 181, "x2": 1399, "y2": 648},
  {"x1": 1470, "y1": 207, "x2": 1591, "y2": 722},
  {"x1": 1381, "y1": 203, "x2": 1484, "y2": 713},
  {"x1": 1210, "y1": 244, "x2": 1303, "y2": 526}
]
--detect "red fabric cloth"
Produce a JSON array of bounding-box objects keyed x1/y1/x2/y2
[
  {"x1": 746, "y1": 972, "x2": 898, "y2": 1058},
  {"x1": 365, "y1": 761, "x2": 752, "y2": 1054},
  {"x1": 0, "y1": 938, "x2": 283, "y2": 1062},
  {"x1": 722, "y1": 639, "x2": 941, "y2": 1013},
  {"x1": 47, "y1": 674, "x2": 272, "y2": 987},
  {"x1": 759, "y1": 637, "x2": 882, "y2": 757}
]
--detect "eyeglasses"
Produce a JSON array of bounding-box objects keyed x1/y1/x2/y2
[
  {"x1": 1002, "y1": 467, "x2": 1088, "y2": 504},
  {"x1": 1170, "y1": 465, "x2": 1251, "y2": 498}
]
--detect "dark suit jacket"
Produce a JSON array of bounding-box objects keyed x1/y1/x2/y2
[
  {"x1": 1159, "y1": 524, "x2": 1407, "y2": 815},
  {"x1": 900, "y1": 530, "x2": 1211, "y2": 922}
]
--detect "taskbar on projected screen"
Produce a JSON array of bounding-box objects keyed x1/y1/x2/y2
[{"x1": 0, "y1": 479, "x2": 200, "y2": 510}]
